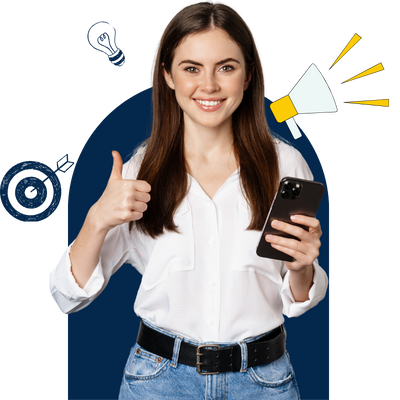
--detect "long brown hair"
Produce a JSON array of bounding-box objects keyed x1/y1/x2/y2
[{"x1": 132, "y1": 2, "x2": 279, "y2": 238}]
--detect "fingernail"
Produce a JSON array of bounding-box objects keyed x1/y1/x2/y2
[
  {"x1": 271, "y1": 220, "x2": 280, "y2": 228},
  {"x1": 265, "y1": 234, "x2": 273, "y2": 241},
  {"x1": 290, "y1": 215, "x2": 298, "y2": 221}
]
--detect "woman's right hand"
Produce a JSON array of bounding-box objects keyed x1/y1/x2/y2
[{"x1": 88, "y1": 151, "x2": 151, "y2": 233}]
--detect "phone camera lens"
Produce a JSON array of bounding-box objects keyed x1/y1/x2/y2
[
  {"x1": 281, "y1": 190, "x2": 289, "y2": 199},
  {"x1": 290, "y1": 183, "x2": 302, "y2": 199},
  {"x1": 282, "y1": 182, "x2": 292, "y2": 199}
]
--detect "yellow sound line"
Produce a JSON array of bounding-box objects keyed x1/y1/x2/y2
[
  {"x1": 340, "y1": 61, "x2": 387, "y2": 86},
  {"x1": 326, "y1": 31, "x2": 364, "y2": 72},
  {"x1": 344, "y1": 97, "x2": 392, "y2": 110}
]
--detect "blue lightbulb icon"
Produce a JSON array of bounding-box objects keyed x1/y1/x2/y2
[{"x1": 87, "y1": 21, "x2": 125, "y2": 66}]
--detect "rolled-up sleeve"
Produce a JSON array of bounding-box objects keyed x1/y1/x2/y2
[
  {"x1": 50, "y1": 155, "x2": 146, "y2": 314},
  {"x1": 280, "y1": 259, "x2": 328, "y2": 317},
  {"x1": 50, "y1": 224, "x2": 135, "y2": 314}
]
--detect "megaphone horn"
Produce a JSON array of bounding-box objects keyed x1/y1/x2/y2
[{"x1": 270, "y1": 64, "x2": 337, "y2": 139}]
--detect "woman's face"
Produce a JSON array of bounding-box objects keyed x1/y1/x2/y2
[{"x1": 163, "y1": 28, "x2": 252, "y2": 132}]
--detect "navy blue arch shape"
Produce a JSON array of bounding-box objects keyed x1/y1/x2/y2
[{"x1": 68, "y1": 88, "x2": 329, "y2": 400}]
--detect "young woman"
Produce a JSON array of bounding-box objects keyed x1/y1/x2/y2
[{"x1": 50, "y1": 2, "x2": 328, "y2": 399}]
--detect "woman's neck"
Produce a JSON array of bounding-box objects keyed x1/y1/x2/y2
[{"x1": 183, "y1": 116, "x2": 235, "y2": 164}]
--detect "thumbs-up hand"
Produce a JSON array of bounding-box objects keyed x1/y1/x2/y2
[{"x1": 89, "y1": 151, "x2": 151, "y2": 233}]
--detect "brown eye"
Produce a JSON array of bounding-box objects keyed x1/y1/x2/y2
[
  {"x1": 186, "y1": 67, "x2": 198, "y2": 73},
  {"x1": 220, "y1": 65, "x2": 234, "y2": 72}
]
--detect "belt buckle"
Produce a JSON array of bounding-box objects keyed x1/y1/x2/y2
[{"x1": 196, "y1": 344, "x2": 220, "y2": 375}]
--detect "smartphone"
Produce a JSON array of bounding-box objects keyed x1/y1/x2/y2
[{"x1": 256, "y1": 176, "x2": 325, "y2": 262}]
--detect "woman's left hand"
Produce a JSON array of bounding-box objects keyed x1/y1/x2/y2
[{"x1": 265, "y1": 214, "x2": 322, "y2": 272}]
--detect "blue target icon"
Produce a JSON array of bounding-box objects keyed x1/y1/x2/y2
[{"x1": 1, "y1": 155, "x2": 74, "y2": 222}]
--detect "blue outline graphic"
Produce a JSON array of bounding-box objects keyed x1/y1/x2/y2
[
  {"x1": 1, "y1": 155, "x2": 74, "y2": 222},
  {"x1": 85, "y1": 19, "x2": 128, "y2": 69}
]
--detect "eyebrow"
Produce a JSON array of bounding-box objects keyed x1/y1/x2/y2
[{"x1": 178, "y1": 58, "x2": 241, "y2": 66}]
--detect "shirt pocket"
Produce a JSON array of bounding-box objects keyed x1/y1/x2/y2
[
  {"x1": 141, "y1": 198, "x2": 194, "y2": 291},
  {"x1": 230, "y1": 197, "x2": 283, "y2": 285}
]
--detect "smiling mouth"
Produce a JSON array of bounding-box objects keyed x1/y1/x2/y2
[{"x1": 195, "y1": 99, "x2": 225, "y2": 106}]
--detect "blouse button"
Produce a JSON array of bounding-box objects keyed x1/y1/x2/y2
[
  {"x1": 209, "y1": 280, "x2": 216, "y2": 287},
  {"x1": 209, "y1": 320, "x2": 214, "y2": 326},
  {"x1": 209, "y1": 238, "x2": 215, "y2": 245}
]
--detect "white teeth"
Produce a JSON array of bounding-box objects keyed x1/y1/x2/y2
[{"x1": 196, "y1": 100, "x2": 222, "y2": 106}]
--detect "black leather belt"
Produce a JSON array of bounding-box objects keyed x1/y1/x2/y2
[{"x1": 136, "y1": 320, "x2": 286, "y2": 375}]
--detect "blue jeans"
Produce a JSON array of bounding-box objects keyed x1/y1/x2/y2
[{"x1": 119, "y1": 320, "x2": 301, "y2": 399}]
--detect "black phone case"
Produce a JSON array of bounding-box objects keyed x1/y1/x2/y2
[{"x1": 256, "y1": 176, "x2": 325, "y2": 262}]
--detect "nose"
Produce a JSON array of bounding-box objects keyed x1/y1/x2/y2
[{"x1": 200, "y1": 70, "x2": 220, "y2": 93}]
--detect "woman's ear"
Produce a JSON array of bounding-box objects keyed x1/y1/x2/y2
[
  {"x1": 244, "y1": 63, "x2": 255, "y2": 91},
  {"x1": 162, "y1": 63, "x2": 175, "y2": 90}
]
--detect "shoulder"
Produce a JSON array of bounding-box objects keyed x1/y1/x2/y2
[
  {"x1": 273, "y1": 138, "x2": 303, "y2": 167},
  {"x1": 122, "y1": 143, "x2": 147, "y2": 180},
  {"x1": 273, "y1": 138, "x2": 314, "y2": 180}
]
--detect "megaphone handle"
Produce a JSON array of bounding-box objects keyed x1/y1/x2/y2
[{"x1": 286, "y1": 118, "x2": 302, "y2": 139}]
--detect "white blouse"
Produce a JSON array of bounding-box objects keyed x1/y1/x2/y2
[{"x1": 50, "y1": 139, "x2": 328, "y2": 342}]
